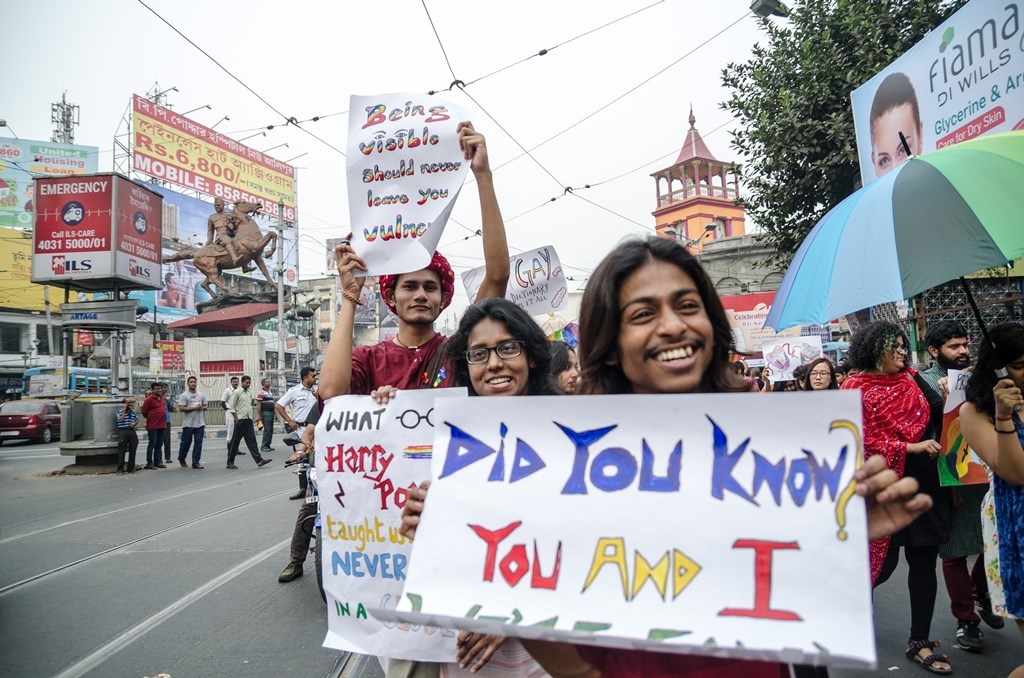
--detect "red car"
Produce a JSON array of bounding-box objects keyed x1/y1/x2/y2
[{"x1": 0, "y1": 399, "x2": 61, "y2": 444}]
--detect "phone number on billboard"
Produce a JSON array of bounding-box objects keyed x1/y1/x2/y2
[
  {"x1": 149, "y1": 146, "x2": 238, "y2": 182},
  {"x1": 38, "y1": 238, "x2": 106, "y2": 250}
]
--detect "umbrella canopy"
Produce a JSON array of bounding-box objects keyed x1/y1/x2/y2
[{"x1": 764, "y1": 130, "x2": 1024, "y2": 331}]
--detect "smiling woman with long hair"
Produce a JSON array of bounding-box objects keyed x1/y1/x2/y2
[{"x1": 404, "y1": 297, "x2": 557, "y2": 677}]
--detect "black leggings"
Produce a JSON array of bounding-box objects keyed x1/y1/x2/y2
[{"x1": 875, "y1": 542, "x2": 940, "y2": 641}]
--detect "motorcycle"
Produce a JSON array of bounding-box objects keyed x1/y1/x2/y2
[{"x1": 283, "y1": 433, "x2": 326, "y2": 603}]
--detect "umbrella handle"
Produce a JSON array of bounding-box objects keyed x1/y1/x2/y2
[{"x1": 898, "y1": 132, "x2": 914, "y2": 159}]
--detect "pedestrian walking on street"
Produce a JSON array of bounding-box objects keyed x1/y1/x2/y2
[
  {"x1": 257, "y1": 376, "x2": 277, "y2": 452},
  {"x1": 842, "y1": 321, "x2": 952, "y2": 675},
  {"x1": 222, "y1": 376, "x2": 238, "y2": 452},
  {"x1": 226, "y1": 376, "x2": 271, "y2": 469},
  {"x1": 177, "y1": 376, "x2": 208, "y2": 469},
  {"x1": 140, "y1": 382, "x2": 167, "y2": 469},
  {"x1": 161, "y1": 382, "x2": 176, "y2": 463},
  {"x1": 115, "y1": 397, "x2": 139, "y2": 473}
]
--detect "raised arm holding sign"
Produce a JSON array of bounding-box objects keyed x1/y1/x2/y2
[{"x1": 319, "y1": 120, "x2": 509, "y2": 401}]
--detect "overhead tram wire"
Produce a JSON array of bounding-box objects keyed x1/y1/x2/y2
[
  {"x1": 420, "y1": 0, "x2": 459, "y2": 82},
  {"x1": 489, "y1": 11, "x2": 749, "y2": 173},
  {"x1": 447, "y1": 115, "x2": 736, "y2": 243},
  {"x1": 419, "y1": 0, "x2": 567, "y2": 192},
  {"x1": 135, "y1": 0, "x2": 346, "y2": 158},
  {"x1": 426, "y1": 0, "x2": 667, "y2": 93}
]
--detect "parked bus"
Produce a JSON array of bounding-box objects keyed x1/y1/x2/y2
[{"x1": 22, "y1": 367, "x2": 111, "y2": 399}]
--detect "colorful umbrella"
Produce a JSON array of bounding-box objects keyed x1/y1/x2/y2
[{"x1": 764, "y1": 130, "x2": 1024, "y2": 331}]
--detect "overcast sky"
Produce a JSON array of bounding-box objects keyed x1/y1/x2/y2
[{"x1": 2, "y1": 0, "x2": 771, "y2": 322}]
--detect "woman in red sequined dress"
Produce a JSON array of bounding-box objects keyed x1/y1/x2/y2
[{"x1": 842, "y1": 321, "x2": 951, "y2": 674}]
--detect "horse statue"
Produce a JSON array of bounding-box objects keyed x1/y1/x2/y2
[{"x1": 165, "y1": 200, "x2": 278, "y2": 298}]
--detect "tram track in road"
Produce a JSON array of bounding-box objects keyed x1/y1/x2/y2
[
  {"x1": 49, "y1": 536, "x2": 296, "y2": 678},
  {"x1": 0, "y1": 487, "x2": 290, "y2": 597},
  {"x1": 0, "y1": 472, "x2": 275, "y2": 544}
]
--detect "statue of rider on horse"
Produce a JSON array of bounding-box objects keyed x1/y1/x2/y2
[{"x1": 165, "y1": 199, "x2": 278, "y2": 298}]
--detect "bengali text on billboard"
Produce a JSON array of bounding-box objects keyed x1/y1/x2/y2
[{"x1": 131, "y1": 95, "x2": 297, "y2": 219}]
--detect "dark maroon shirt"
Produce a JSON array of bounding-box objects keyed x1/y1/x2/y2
[{"x1": 349, "y1": 333, "x2": 452, "y2": 394}]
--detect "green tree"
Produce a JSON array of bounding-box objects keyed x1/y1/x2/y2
[{"x1": 722, "y1": 0, "x2": 967, "y2": 268}]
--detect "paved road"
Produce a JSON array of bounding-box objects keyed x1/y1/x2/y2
[
  {"x1": 0, "y1": 431, "x2": 1019, "y2": 677},
  {"x1": 0, "y1": 431, "x2": 383, "y2": 678}
]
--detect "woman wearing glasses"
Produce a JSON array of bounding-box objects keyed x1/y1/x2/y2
[
  {"x1": 801, "y1": 357, "x2": 839, "y2": 391},
  {"x1": 448, "y1": 297, "x2": 559, "y2": 399},
  {"x1": 842, "y1": 321, "x2": 952, "y2": 675},
  {"x1": 401, "y1": 297, "x2": 557, "y2": 676}
]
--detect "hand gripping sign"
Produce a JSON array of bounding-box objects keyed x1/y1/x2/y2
[
  {"x1": 347, "y1": 93, "x2": 471, "y2": 277},
  {"x1": 315, "y1": 388, "x2": 466, "y2": 660},
  {"x1": 376, "y1": 391, "x2": 877, "y2": 669}
]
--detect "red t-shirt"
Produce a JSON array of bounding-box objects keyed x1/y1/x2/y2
[
  {"x1": 349, "y1": 334, "x2": 453, "y2": 394},
  {"x1": 140, "y1": 393, "x2": 167, "y2": 430},
  {"x1": 576, "y1": 647, "x2": 789, "y2": 678}
]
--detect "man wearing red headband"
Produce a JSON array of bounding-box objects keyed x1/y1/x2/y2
[
  {"x1": 319, "y1": 120, "x2": 509, "y2": 398},
  {"x1": 281, "y1": 123, "x2": 508, "y2": 594}
]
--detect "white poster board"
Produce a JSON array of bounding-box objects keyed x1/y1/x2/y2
[
  {"x1": 315, "y1": 389, "x2": 466, "y2": 660},
  {"x1": 760, "y1": 336, "x2": 824, "y2": 383},
  {"x1": 347, "y1": 93, "x2": 472, "y2": 276},
  {"x1": 379, "y1": 392, "x2": 875, "y2": 669},
  {"x1": 851, "y1": 0, "x2": 1024, "y2": 186},
  {"x1": 461, "y1": 245, "x2": 570, "y2": 315}
]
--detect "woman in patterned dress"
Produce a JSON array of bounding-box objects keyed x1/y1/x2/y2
[
  {"x1": 959, "y1": 322, "x2": 1024, "y2": 678},
  {"x1": 841, "y1": 321, "x2": 951, "y2": 674}
]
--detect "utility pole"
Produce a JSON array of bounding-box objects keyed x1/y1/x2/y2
[
  {"x1": 276, "y1": 201, "x2": 286, "y2": 393},
  {"x1": 43, "y1": 286, "x2": 55, "y2": 362},
  {"x1": 50, "y1": 92, "x2": 80, "y2": 145}
]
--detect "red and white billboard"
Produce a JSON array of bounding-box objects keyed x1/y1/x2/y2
[
  {"x1": 31, "y1": 173, "x2": 163, "y2": 291},
  {"x1": 114, "y1": 179, "x2": 162, "y2": 287}
]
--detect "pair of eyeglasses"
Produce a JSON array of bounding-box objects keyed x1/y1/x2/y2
[
  {"x1": 465, "y1": 341, "x2": 525, "y2": 365},
  {"x1": 809, "y1": 371, "x2": 831, "y2": 378},
  {"x1": 892, "y1": 345, "x2": 908, "y2": 354}
]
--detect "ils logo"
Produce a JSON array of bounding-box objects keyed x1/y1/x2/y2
[
  {"x1": 129, "y1": 258, "x2": 151, "y2": 278},
  {"x1": 52, "y1": 256, "x2": 92, "y2": 275}
]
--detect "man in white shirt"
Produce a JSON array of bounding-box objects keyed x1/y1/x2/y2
[
  {"x1": 275, "y1": 367, "x2": 318, "y2": 432},
  {"x1": 276, "y1": 367, "x2": 318, "y2": 499},
  {"x1": 176, "y1": 376, "x2": 208, "y2": 469},
  {"x1": 221, "y1": 376, "x2": 238, "y2": 452}
]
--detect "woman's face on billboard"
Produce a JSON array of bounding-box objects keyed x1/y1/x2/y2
[{"x1": 871, "y1": 104, "x2": 922, "y2": 176}]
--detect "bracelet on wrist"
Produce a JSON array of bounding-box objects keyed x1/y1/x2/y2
[
  {"x1": 342, "y1": 291, "x2": 364, "y2": 306},
  {"x1": 995, "y1": 413, "x2": 1014, "y2": 421},
  {"x1": 995, "y1": 426, "x2": 1017, "y2": 435}
]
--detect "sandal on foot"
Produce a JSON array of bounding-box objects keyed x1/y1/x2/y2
[{"x1": 906, "y1": 639, "x2": 952, "y2": 675}]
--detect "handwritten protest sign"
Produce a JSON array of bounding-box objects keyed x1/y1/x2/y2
[
  {"x1": 377, "y1": 392, "x2": 876, "y2": 669},
  {"x1": 347, "y1": 93, "x2": 471, "y2": 277},
  {"x1": 461, "y1": 245, "x2": 570, "y2": 315},
  {"x1": 761, "y1": 336, "x2": 823, "y2": 383},
  {"x1": 316, "y1": 389, "x2": 466, "y2": 659},
  {"x1": 938, "y1": 369, "x2": 989, "y2": 487}
]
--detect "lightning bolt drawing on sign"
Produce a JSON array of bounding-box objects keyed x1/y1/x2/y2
[{"x1": 334, "y1": 480, "x2": 345, "y2": 507}]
